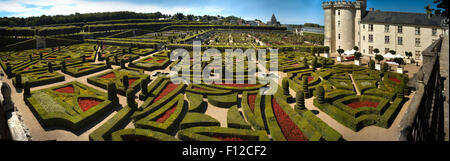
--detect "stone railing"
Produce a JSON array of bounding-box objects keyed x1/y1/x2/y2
[
  {"x1": 0, "y1": 80, "x2": 31, "y2": 141},
  {"x1": 398, "y1": 35, "x2": 447, "y2": 141}
]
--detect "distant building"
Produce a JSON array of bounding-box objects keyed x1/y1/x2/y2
[
  {"x1": 267, "y1": 14, "x2": 281, "y2": 26},
  {"x1": 301, "y1": 27, "x2": 325, "y2": 34},
  {"x1": 323, "y1": 0, "x2": 446, "y2": 63}
]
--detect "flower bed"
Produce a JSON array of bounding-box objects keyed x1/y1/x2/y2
[
  {"x1": 78, "y1": 98, "x2": 103, "y2": 112},
  {"x1": 346, "y1": 101, "x2": 379, "y2": 109},
  {"x1": 272, "y1": 98, "x2": 308, "y2": 141},
  {"x1": 153, "y1": 83, "x2": 178, "y2": 103},
  {"x1": 248, "y1": 94, "x2": 257, "y2": 112},
  {"x1": 87, "y1": 68, "x2": 148, "y2": 95},
  {"x1": 24, "y1": 81, "x2": 113, "y2": 132},
  {"x1": 54, "y1": 86, "x2": 75, "y2": 94},
  {"x1": 388, "y1": 77, "x2": 401, "y2": 83}
]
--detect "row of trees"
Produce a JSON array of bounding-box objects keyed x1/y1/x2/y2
[{"x1": 0, "y1": 11, "x2": 170, "y2": 27}]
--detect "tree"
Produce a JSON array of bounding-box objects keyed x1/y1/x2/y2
[
  {"x1": 389, "y1": 50, "x2": 396, "y2": 55},
  {"x1": 375, "y1": 54, "x2": 384, "y2": 64},
  {"x1": 353, "y1": 46, "x2": 359, "y2": 51},
  {"x1": 394, "y1": 58, "x2": 405, "y2": 68},
  {"x1": 382, "y1": 62, "x2": 389, "y2": 72},
  {"x1": 369, "y1": 60, "x2": 376, "y2": 70},
  {"x1": 405, "y1": 52, "x2": 413, "y2": 59},
  {"x1": 141, "y1": 76, "x2": 150, "y2": 97},
  {"x1": 429, "y1": 0, "x2": 448, "y2": 21},
  {"x1": 187, "y1": 14, "x2": 195, "y2": 21},
  {"x1": 374, "y1": 48, "x2": 380, "y2": 55},
  {"x1": 354, "y1": 52, "x2": 362, "y2": 60},
  {"x1": 173, "y1": 13, "x2": 185, "y2": 20},
  {"x1": 337, "y1": 49, "x2": 344, "y2": 57}
]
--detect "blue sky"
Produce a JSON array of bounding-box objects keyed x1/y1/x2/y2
[{"x1": 0, "y1": 0, "x2": 439, "y2": 25}]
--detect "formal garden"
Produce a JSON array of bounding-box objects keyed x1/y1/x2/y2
[{"x1": 0, "y1": 21, "x2": 413, "y2": 141}]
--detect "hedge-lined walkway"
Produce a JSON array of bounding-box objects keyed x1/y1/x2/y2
[{"x1": 284, "y1": 72, "x2": 416, "y2": 141}]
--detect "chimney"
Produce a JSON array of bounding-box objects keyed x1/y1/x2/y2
[{"x1": 369, "y1": 8, "x2": 374, "y2": 11}]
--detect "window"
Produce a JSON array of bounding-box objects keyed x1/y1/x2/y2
[
  {"x1": 385, "y1": 25, "x2": 390, "y2": 32},
  {"x1": 363, "y1": 24, "x2": 365, "y2": 29},
  {"x1": 369, "y1": 24, "x2": 374, "y2": 31},
  {"x1": 369, "y1": 46, "x2": 374, "y2": 55},
  {"x1": 363, "y1": 49, "x2": 365, "y2": 53},
  {"x1": 398, "y1": 37, "x2": 403, "y2": 45},
  {"x1": 363, "y1": 36, "x2": 365, "y2": 41},
  {"x1": 415, "y1": 26, "x2": 421, "y2": 35},
  {"x1": 398, "y1": 25, "x2": 403, "y2": 33},
  {"x1": 385, "y1": 48, "x2": 390, "y2": 54},
  {"x1": 415, "y1": 51, "x2": 421, "y2": 60},
  {"x1": 338, "y1": 21, "x2": 340, "y2": 27},
  {"x1": 385, "y1": 36, "x2": 390, "y2": 44},
  {"x1": 338, "y1": 33, "x2": 341, "y2": 40},
  {"x1": 368, "y1": 34, "x2": 373, "y2": 42},
  {"x1": 432, "y1": 28, "x2": 437, "y2": 36},
  {"x1": 338, "y1": 10, "x2": 340, "y2": 16},
  {"x1": 415, "y1": 38, "x2": 421, "y2": 47}
]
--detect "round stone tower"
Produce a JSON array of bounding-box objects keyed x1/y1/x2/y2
[
  {"x1": 323, "y1": 0, "x2": 366, "y2": 53},
  {"x1": 334, "y1": 0, "x2": 355, "y2": 51}
]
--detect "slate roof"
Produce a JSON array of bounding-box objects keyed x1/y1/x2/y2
[{"x1": 361, "y1": 11, "x2": 445, "y2": 27}]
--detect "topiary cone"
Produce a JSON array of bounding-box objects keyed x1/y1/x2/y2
[
  {"x1": 48, "y1": 62, "x2": 53, "y2": 73},
  {"x1": 16, "y1": 73, "x2": 22, "y2": 88},
  {"x1": 123, "y1": 75, "x2": 129, "y2": 89},
  {"x1": 302, "y1": 76, "x2": 310, "y2": 98},
  {"x1": 295, "y1": 90, "x2": 305, "y2": 110},
  {"x1": 141, "y1": 76, "x2": 150, "y2": 96},
  {"x1": 107, "y1": 82, "x2": 118, "y2": 104},
  {"x1": 126, "y1": 88, "x2": 137, "y2": 109},
  {"x1": 316, "y1": 86, "x2": 325, "y2": 104},
  {"x1": 23, "y1": 81, "x2": 31, "y2": 97},
  {"x1": 120, "y1": 59, "x2": 126, "y2": 69},
  {"x1": 282, "y1": 78, "x2": 290, "y2": 96}
]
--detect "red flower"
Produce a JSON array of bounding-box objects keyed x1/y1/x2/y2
[
  {"x1": 248, "y1": 94, "x2": 257, "y2": 113},
  {"x1": 272, "y1": 98, "x2": 308, "y2": 141},
  {"x1": 153, "y1": 83, "x2": 178, "y2": 103},
  {"x1": 155, "y1": 106, "x2": 176, "y2": 123},
  {"x1": 100, "y1": 73, "x2": 116, "y2": 79},
  {"x1": 54, "y1": 86, "x2": 75, "y2": 94},
  {"x1": 78, "y1": 98, "x2": 102, "y2": 112}
]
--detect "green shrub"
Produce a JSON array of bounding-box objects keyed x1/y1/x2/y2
[
  {"x1": 295, "y1": 90, "x2": 306, "y2": 110},
  {"x1": 48, "y1": 62, "x2": 53, "y2": 73},
  {"x1": 179, "y1": 112, "x2": 220, "y2": 130},
  {"x1": 227, "y1": 105, "x2": 251, "y2": 129},
  {"x1": 302, "y1": 76, "x2": 310, "y2": 97},
  {"x1": 111, "y1": 128, "x2": 180, "y2": 141},
  {"x1": 107, "y1": 82, "x2": 119, "y2": 104},
  {"x1": 369, "y1": 60, "x2": 375, "y2": 70},
  {"x1": 207, "y1": 92, "x2": 238, "y2": 108},
  {"x1": 178, "y1": 126, "x2": 270, "y2": 141},
  {"x1": 382, "y1": 62, "x2": 389, "y2": 72},
  {"x1": 89, "y1": 106, "x2": 135, "y2": 141},
  {"x1": 316, "y1": 86, "x2": 325, "y2": 104},
  {"x1": 126, "y1": 88, "x2": 137, "y2": 109},
  {"x1": 122, "y1": 75, "x2": 129, "y2": 89},
  {"x1": 23, "y1": 81, "x2": 30, "y2": 97},
  {"x1": 15, "y1": 73, "x2": 22, "y2": 88},
  {"x1": 185, "y1": 92, "x2": 204, "y2": 112}
]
